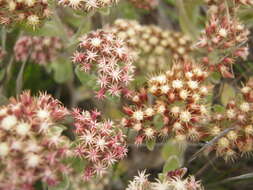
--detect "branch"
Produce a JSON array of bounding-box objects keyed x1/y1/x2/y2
[{"x1": 188, "y1": 126, "x2": 236, "y2": 163}]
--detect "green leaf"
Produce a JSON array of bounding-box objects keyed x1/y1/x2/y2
[
  {"x1": 48, "y1": 125, "x2": 67, "y2": 137},
  {"x1": 158, "y1": 173, "x2": 166, "y2": 181},
  {"x1": 22, "y1": 63, "x2": 56, "y2": 94},
  {"x1": 162, "y1": 140, "x2": 182, "y2": 159},
  {"x1": 62, "y1": 10, "x2": 90, "y2": 29},
  {"x1": 221, "y1": 83, "x2": 236, "y2": 106},
  {"x1": 74, "y1": 66, "x2": 98, "y2": 90},
  {"x1": 153, "y1": 114, "x2": 164, "y2": 129},
  {"x1": 213, "y1": 104, "x2": 225, "y2": 113},
  {"x1": 118, "y1": 1, "x2": 139, "y2": 19},
  {"x1": 163, "y1": 155, "x2": 181, "y2": 173},
  {"x1": 176, "y1": 0, "x2": 203, "y2": 39},
  {"x1": 161, "y1": 140, "x2": 185, "y2": 174},
  {"x1": 26, "y1": 20, "x2": 63, "y2": 37},
  {"x1": 65, "y1": 157, "x2": 86, "y2": 173},
  {"x1": 99, "y1": 7, "x2": 111, "y2": 16},
  {"x1": 210, "y1": 71, "x2": 221, "y2": 84},
  {"x1": 0, "y1": 69, "x2": 5, "y2": 81},
  {"x1": 164, "y1": 0, "x2": 176, "y2": 6},
  {"x1": 146, "y1": 139, "x2": 156, "y2": 151},
  {"x1": 51, "y1": 58, "x2": 73, "y2": 84}
]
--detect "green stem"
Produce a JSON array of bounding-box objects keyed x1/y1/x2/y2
[
  {"x1": 188, "y1": 126, "x2": 236, "y2": 163},
  {"x1": 176, "y1": 0, "x2": 199, "y2": 40},
  {"x1": 16, "y1": 60, "x2": 27, "y2": 95},
  {"x1": 1, "y1": 26, "x2": 6, "y2": 51},
  {"x1": 66, "y1": 13, "x2": 93, "y2": 53},
  {"x1": 52, "y1": 2, "x2": 69, "y2": 44}
]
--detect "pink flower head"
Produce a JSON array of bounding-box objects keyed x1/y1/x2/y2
[
  {"x1": 0, "y1": 91, "x2": 71, "y2": 189},
  {"x1": 14, "y1": 36, "x2": 63, "y2": 65},
  {"x1": 72, "y1": 30, "x2": 135, "y2": 99},
  {"x1": 71, "y1": 108, "x2": 127, "y2": 180}
]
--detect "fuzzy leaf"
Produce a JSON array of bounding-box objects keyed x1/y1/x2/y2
[
  {"x1": 26, "y1": 20, "x2": 63, "y2": 37},
  {"x1": 163, "y1": 155, "x2": 181, "y2": 173},
  {"x1": 176, "y1": 0, "x2": 202, "y2": 38},
  {"x1": 48, "y1": 125, "x2": 67, "y2": 137},
  {"x1": 162, "y1": 140, "x2": 184, "y2": 159},
  {"x1": 210, "y1": 71, "x2": 222, "y2": 84},
  {"x1": 51, "y1": 58, "x2": 73, "y2": 84},
  {"x1": 158, "y1": 173, "x2": 166, "y2": 181},
  {"x1": 162, "y1": 140, "x2": 184, "y2": 174},
  {"x1": 153, "y1": 114, "x2": 164, "y2": 129},
  {"x1": 213, "y1": 104, "x2": 225, "y2": 113},
  {"x1": 146, "y1": 139, "x2": 156, "y2": 151},
  {"x1": 75, "y1": 67, "x2": 98, "y2": 90},
  {"x1": 221, "y1": 83, "x2": 236, "y2": 106}
]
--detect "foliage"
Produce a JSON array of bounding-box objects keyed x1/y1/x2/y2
[{"x1": 1, "y1": 0, "x2": 253, "y2": 190}]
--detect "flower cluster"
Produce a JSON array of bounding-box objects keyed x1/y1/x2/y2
[
  {"x1": 109, "y1": 19, "x2": 192, "y2": 72},
  {"x1": 197, "y1": 0, "x2": 251, "y2": 78},
  {"x1": 109, "y1": 19, "x2": 142, "y2": 49},
  {"x1": 58, "y1": 0, "x2": 119, "y2": 11},
  {"x1": 0, "y1": 46, "x2": 6, "y2": 61},
  {"x1": 207, "y1": 79, "x2": 253, "y2": 161},
  {"x1": 126, "y1": 168, "x2": 204, "y2": 190},
  {"x1": 128, "y1": 0, "x2": 158, "y2": 10},
  {"x1": 0, "y1": 0, "x2": 51, "y2": 28},
  {"x1": 0, "y1": 91, "x2": 71, "y2": 189},
  {"x1": 72, "y1": 30, "x2": 135, "y2": 99},
  {"x1": 72, "y1": 109, "x2": 128, "y2": 180},
  {"x1": 14, "y1": 36, "x2": 63, "y2": 65},
  {"x1": 122, "y1": 59, "x2": 210, "y2": 144}
]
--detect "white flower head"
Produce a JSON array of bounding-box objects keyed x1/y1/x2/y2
[
  {"x1": 240, "y1": 102, "x2": 250, "y2": 112},
  {"x1": 1, "y1": 115, "x2": 17, "y2": 131},
  {"x1": 16, "y1": 122, "x2": 31, "y2": 136},
  {"x1": 133, "y1": 110, "x2": 144, "y2": 121},
  {"x1": 172, "y1": 79, "x2": 183, "y2": 89},
  {"x1": 180, "y1": 110, "x2": 192, "y2": 123}
]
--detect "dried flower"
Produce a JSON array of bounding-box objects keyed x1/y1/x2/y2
[
  {"x1": 207, "y1": 79, "x2": 253, "y2": 161},
  {"x1": 58, "y1": 0, "x2": 119, "y2": 11},
  {"x1": 72, "y1": 109, "x2": 127, "y2": 180},
  {"x1": 197, "y1": 0, "x2": 251, "y2": 78},
  {"x1": 109, "y1": 19, "x2": 192, "y2": 73},
  {"x1": 72, "y1": 29, "x2": 135, "y2": 98},
  {"x1": 122, "y1": 59, "x2": 211, "y2": 144},
  {"x1": 14, "y1": 36, "x2": 63, "y2": 65},
  {"x1": 0, "y1": 0, "x2": 51, "y2": 28},
  {"x1": 0, "y1": 91, "x2": 71, "y2": 189}
]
